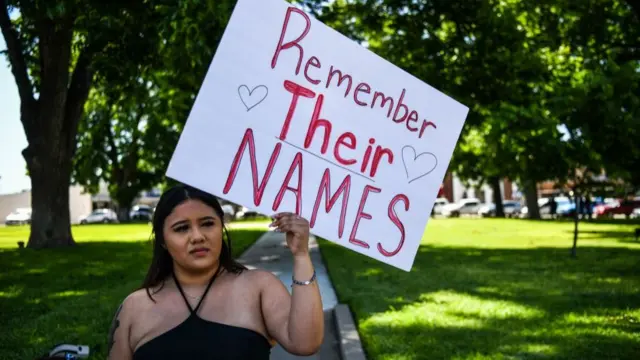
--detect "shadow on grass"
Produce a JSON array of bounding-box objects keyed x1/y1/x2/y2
[
  {"x1": 319, "y1": 242, "x2": 640, "y2": 360},
  {"x1": 568, "y1": 229, "x2": 640, "y2": 244},
  {"x1": 0, "y1": 227, "x2": 265, "y2": 360},
  {"x1": 0, "y1": 241, "x2": 149, "y2": 359}
]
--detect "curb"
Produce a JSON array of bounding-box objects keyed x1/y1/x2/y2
[{"x1": 333, "y1": 304, "x2": 367, "y2": 360}]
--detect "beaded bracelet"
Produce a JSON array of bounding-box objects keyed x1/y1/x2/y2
[{"x1": 292, "y1": 269, "x2": 317, "y2": 287}]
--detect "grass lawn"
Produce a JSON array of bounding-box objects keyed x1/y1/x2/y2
[
  {"x1": 0, "y1": 221, "x2": 268, "y2": 359},
  {"x1": 319, "y1": 218, "x2": 640, "y2": 360}
]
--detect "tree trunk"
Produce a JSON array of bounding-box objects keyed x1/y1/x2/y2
[
  {"x1": 2, "y1": 8, "x2": 94, "y2": 249},
  {"x1": 24, "y1": 145, "x2": 75, "y2": 248},
  {"x1": 116, "y1": 206, "x2": 130, "y2": 223},
  {"x1": 490, "y1": 176, "x2": 505, "y2": 217},
  {"x1": 585, "y1": 193, "x2": 593, "y2": 221},
  {"x1": 523, "y1": 179, "x2": 540, "y2": 219},
  {"x1": 113, "y1": 189, "x2": 138, "y2": 223},
  {"x1": 22, "y1": 20, "x2": 78, "y2": 249},
  {"x1": 571, "y1": 189, "x2": 580, "y2": 258}
]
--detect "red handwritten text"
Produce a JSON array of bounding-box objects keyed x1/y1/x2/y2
[
  {"x1": 280, "y1": 80, "x2": 394, "y2": 179},
  {"x1": 223, "y1": 128, "x2": 410, "y2": 257},
  {"x1": 310, "y1": 168, "x2": 350, "y2": 238},
  {"x1": 223, "y1": 128, "x2": 281, "y2": 206},
  {"x1": 378, "y1": 194, "x2": 409, "y2": 257},
  {"x1": 271, "y1": 7, "x2": 437, "y2": 139}
]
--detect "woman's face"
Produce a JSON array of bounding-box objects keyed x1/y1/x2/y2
[{"x1": 162, "y1": 199, "x2": 223, "y2": 273}]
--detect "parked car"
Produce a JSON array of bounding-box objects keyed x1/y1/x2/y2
[
  {"x1": 5, "y1": 207, "x2": 32, "y2": 225},
  {"x1": 79, "y1": 209, "x2": 118, "y2": 224},
  {"x1": 555, "y1": 197, "x2": 607, "y2": 218},
  {"x1": 129, "y1": 204, "x2": 154, "y2": 222},
  {"x1": 432, "y1": 197, "x2": 450, "y2": 215},
  {"x1": 478, "y1": 200, "x2": 522, "y2": 218},
  {"x1": 594, "y1": 199, "x2": 640, "y2": 218},
  {"x1": 520, "y1": 196, "x2": 571, "y2": 218},
  {"x1": 441, "y1": 198, "x2": 481, "y2": 217},
  {"x1": 556, "y1": 202, "x2": 578, "y2": 218}
]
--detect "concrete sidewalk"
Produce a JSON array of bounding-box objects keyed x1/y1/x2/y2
[{"x1": 238, "y1": 229, "x2": 341, "y2": 359}]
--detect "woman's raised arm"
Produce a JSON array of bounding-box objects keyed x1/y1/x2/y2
[{"x1": 259, "y1": 213, "x2": 324, "y2": 355}]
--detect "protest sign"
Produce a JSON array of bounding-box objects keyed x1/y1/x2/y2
[{"x1": 166, "y1": 0, "x2": 469, "y2": 271}]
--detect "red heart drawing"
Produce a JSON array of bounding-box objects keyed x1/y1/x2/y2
[
  {"x1": 238, "y1": 85, "x2": 269, "y2": 111},
  {"x1": 402, "y1": 146, "x2": 438, "y2": 184}
]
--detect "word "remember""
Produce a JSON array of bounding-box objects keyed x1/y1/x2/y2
[{"x1": 271, "y1": 7, "x2": 437, "y2": 139}]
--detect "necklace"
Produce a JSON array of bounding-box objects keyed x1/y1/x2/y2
[
  {"x1": 179, "y1": 285, "x2": 205, "y2": 301},
  {"x1": 183, "y1": 292, "x2": 202, "y2": 301},
  {"x1": 172, "y1": 267, "x2": 223, "y2": 305}
]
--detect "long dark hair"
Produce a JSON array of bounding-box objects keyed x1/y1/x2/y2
[{"x1": 140, "y1": 183, "x2": 247, "y2": 301}]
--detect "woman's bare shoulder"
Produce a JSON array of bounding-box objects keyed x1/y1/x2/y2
[
  {"x1": 124, "y1": 288, "x2": 151, "y2": 304},
  {"x1": 238, "y1": 268, "x2": 286, "y2": 289},
  {"x1": 119, "y1": 286, "x2": 164, "y2": 314}
]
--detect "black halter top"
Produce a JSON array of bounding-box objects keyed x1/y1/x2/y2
[{"x1": 132, "y1": 267, "x2": 271, "y2": 360}]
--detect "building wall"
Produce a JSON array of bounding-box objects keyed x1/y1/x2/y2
[
  {"x1": 537, "y1": 180, "x2": 560, "y2": 197},
  {"x1": 70, "y1": 186, "x2": 93, "y2": 224},
  {"x1": 0, "y1": 190, "x2": 30, "y2": 224},
  {"x1": 443, "y1": 172, "x2": 519, "y2": 204},
  {"x1": 0, "y1": 186, "x2": 92, "y2": 225},
  {"x1": 504, "y1": 179, "x2": 513, "y2": 200},
  {"x1": 452, "y1": 176, "x2": 466, "y2": 202},
  {"x1": 89, "y1": 181, "x2": 161, "y2": 210},
  {"x1": 442, "y1": 173, "x2": 454, "y2": 203}
]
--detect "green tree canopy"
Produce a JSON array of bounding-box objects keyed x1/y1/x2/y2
[{"x1": 72, "y1": 0, "x2": 239, "y2": 214}]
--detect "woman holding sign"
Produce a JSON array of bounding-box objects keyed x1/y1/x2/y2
[{"x1": 106, "y1": 184, "x2": 324, "y2": 359}]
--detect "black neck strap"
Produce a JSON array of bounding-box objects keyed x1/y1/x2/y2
[{"x1": 172, "y1": 265, "x2": 223, "y2": 315}]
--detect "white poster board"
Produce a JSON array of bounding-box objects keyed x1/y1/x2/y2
[{"x1": 166, "y1": 0, "x2": 469, "y2": 271}]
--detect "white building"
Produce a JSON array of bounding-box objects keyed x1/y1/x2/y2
[{"x1": 0, "y1": 179, "x2": 164, "y2": 225}]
